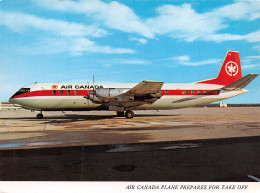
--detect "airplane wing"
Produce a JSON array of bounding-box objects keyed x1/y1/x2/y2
[
  {"x1": 97, "y1": 81, "x2": 164, "y2": 109},
  {"x1": 223, "y1": 73, "x2": 258, "y2": 90},
  {"x1": 124, "y1": 80, "x2": 164, "y2": 96}
]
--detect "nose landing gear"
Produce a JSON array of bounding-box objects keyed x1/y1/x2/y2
[{"x1": 36, "y1": 112, "x2": 44, "y2": 119}]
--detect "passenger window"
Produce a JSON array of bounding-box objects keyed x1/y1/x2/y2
[
  {"x1": 53, "y1": 90, "x2": 56, "y2": 95},
  {"x1": 68, "y1": 90, "x2": 71, "y2": 95},
  {"x1": 198, "y1": 90, "x2": 200, "y2": 94},
  {"x1": 185, "y1": 90, "x2": 188, "y2": 94},
  {"x1": 191, "y1": 90, "x2": 194, "y2": 94},
  {"x1": 75, "y1": 90, "x2": 78, "y2": 95},
  {"x1": 165, "y1": 90, "x2": 168, "y2": 94},
  {"x1": 60, "y1": 90, "x2": 64, "y2": 95},
  {"x1": 203, "y1": 90, "x2": 207, "y2": 94}
]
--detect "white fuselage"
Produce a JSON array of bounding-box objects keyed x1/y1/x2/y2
[{"x1": 9, "y1": 82, "x2": 247, "y2": 111}]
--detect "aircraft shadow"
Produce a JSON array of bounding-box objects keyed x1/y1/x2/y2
[
  {"x1": 0, "y1": 113, "x2": 176, "y2": 122},
  {"x1": 31, "y1": 114, "x2": 176, "y2": 124}
]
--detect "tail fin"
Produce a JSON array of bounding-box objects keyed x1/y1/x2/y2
[{"x1": 198, "y1": 51, "x2": 242, "y2": 85}]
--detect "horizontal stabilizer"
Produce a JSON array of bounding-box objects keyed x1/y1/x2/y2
[{"x1": 223, "y1": 73, "x2": 258, "y2": 90}]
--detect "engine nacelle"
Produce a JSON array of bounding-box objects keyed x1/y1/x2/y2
[{"x1": 95, "y1": 88, "x2": 130, "y2": 98}]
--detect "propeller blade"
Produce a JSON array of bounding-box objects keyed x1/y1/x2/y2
[
  {"x1": 93, "y1": 74, "x2": 95, "y2": 106},
  {"x1": 93, "y1": 74, "x2": 95, "y2": 91},
  {"x1": 87, "y1": 81, "x2": 89, "y2": 106}
]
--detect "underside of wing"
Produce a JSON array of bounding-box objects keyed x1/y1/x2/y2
[{"x1": 108, "y1": 81, "x2": 164, "y2": 108}]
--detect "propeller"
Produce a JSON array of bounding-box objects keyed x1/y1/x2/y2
[
  {"x1": 85, "y1": 74, "x2": 102, "y2": 105},
  {"x1": 87, "y1": 80, "x2": 89, "y2": 106},
  {"x1": 92, "y1": 74, "x2": 96, "y2": 106}
]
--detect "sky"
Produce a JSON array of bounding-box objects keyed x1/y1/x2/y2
[{"x1": 0, "y1": 0, "x2": 259, "y2": 103}]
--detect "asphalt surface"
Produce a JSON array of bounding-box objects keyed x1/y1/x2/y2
[
  {"x1": 0, "y1": 107, "x2": 259, "y2": 181},
  {"x1": 0, "y1": 107, "x2": 259, "y2": 149},
  {"x1": 0, "y1": 136, "x2": 259, "y2": 181}
]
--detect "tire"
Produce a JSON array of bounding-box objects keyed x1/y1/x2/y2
[
  {"x1": 125, "y1": 110, "x2": 134, "y2": 119},
  {"x1": 36, "y1": 113, "x2": 44, "y2": 119}
]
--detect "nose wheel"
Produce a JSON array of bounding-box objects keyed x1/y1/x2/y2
[
  {"x1": 125, "y1": 110, "x2": 134, "y2": 119},
  {"x1": 36, "y1": 113, "x2": 44, "y2": 119}
]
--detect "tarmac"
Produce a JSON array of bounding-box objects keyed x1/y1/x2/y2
[
  {"x1": 0, "y1": 107, "x2": 259, "y2": 149},
  {"x1": 0, "y1": 107, "x2": 259, "y2": 181}
]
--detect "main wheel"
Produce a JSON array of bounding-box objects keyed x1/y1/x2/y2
[
  {"x1": 117, "y1": 111, "x2": 125, "y2": 117},
  {"x1": 36, "y1": 113, "x2": 44, "y2": 119},
  {"x1": 125, "y1": 110, "x2": 134, "y2": 119}
]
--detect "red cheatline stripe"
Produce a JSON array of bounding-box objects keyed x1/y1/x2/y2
[
  {"x1": 11, "y1": 89, "x2": 91, "y2": 99},
  {"x1": 11, "y1": 89, "x2": 220, "y2": 99}
]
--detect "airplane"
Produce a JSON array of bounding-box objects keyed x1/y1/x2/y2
[{"x1": 9, "y1": 51, "x2": 258, "y2": 119}]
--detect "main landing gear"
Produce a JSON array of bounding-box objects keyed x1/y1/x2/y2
[
  {"x1": 116, "y1": 111, "x2": 125, "y2": 117},
  {"x1": 116, "y1": 110, "x2": 134, "y2": 119},
  {"x1": 125, "y1": 110, "x2": 134, "y2": 119},
  {"x1": 36, "y1": 112, "x2": 44, "y2": 119}
]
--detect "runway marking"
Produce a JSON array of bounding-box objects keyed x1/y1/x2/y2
[{"x1": 247, "y1": 175, "x2": 260, "y2": 182}]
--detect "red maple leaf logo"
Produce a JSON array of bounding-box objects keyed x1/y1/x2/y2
[
  {"x1": 52, "y1": 85, "x2": 58, "y2": 89},
  {"x1": 225, "y1": 61, "x2": 239, "y2": 76}
]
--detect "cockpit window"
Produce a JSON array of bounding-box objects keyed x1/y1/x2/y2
[{"x1": 11, "y1": 88, "x2": 31, "y2": 98}]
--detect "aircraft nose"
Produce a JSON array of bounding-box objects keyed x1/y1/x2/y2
[
  {"x1": 9, "y1": 97, "x2": 17, "y2": 104},
  {"x1": 9, "y1": 93, "x2": 16, "y2": 101},
  {"x1": 9, "y1": 98, "x2": 14, "y2": 104}
]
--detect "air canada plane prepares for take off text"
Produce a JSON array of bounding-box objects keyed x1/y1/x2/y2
[{"x1": 9, "y1": 51, "x2": 258, "y2": 119}]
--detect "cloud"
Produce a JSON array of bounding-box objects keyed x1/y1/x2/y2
[
  {"x1": 146, "y1": 3, "x2": 223, "y2": 42},
  {"x1": 116, "y1": 59, "x2": 151, "y2": 65},
  {"x1": 207, "y1": 0, "x2": 260, "y2": 21},
  {"x1": 170, "y1": 55, "x2": 190, "y2": 63},
  {"x1": 245, "y1": 29, "x2": 260, "y2": 43},
  {"x1": 241, "y1": 64, "x2": 259, "y2": 69},
  {"x1": 33, "y1": 0, "x2": 154, "y2": 38},
  {"x1": 99, "y1": 58, "x2": 151, "y2": 67},
  {"x1": 0, "y1": 10, "x2": 106, "y2": 37},
  {"x1": 0, "y1": 10, "x2": 134, "y2": 54},
  {"x1": 129, "y1": 37, "x2": 147, "y2": 44},
  {"x1": 205, "y1": 34, "x2": 244, "y2": 42},
  {"x1": 23, "y1": 37, "x2": 134, "y2": 55},
  {"x1": 67, "y1": 38, "x2": 134, "y2": 54},
  {"x1": 33, "y1": 0, "x2": 260, "y2": 43},
  {"x1": 168, "y1": 55, "x2": 221, "y2": 66},
  {"x1": 252, "y1": 45, "x2": 260, "y2": 53},
  {"x1": 204, "y1": 29, "x2": 260, "y2": 43},
  {"x1": 241, "y1": 54, "x2": 260, "y2": 70},
  {"x1": 148, "y1": 1, "x2": 260, "y2": 42},
  {"x1": 244, "y1": 55, "x2": 260, "y2": 59}
]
